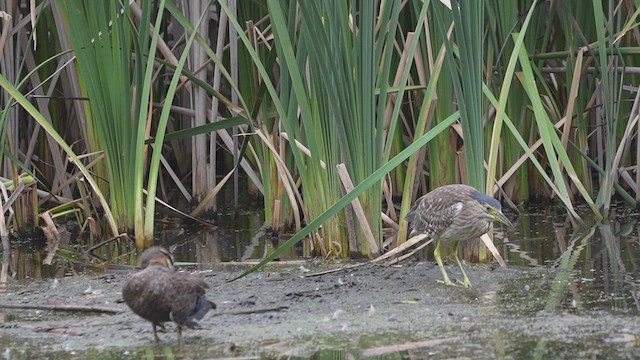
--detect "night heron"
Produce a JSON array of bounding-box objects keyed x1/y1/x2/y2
[{"x1": 405, "y1": 184, "x2": 512, "y2": 287}]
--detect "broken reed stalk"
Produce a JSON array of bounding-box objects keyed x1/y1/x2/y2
[
  {"x1": 210, "y1": 306, "x2": 288, "y2": 317},
  {"x1": 304, "y1": 234, "x2": 430, "y2": 277},
  {"x1": 0, "y1": 303, "x2": 124, "y2": 314},
  {"x1": 336, "y1": 163, "x2": 380, "y2": 255},
  {"x1": 0, "y1": 191, "x2": 9, "y2": 288},
  {"x1": 40, "y1": 211, "x2": 60, "y2": 265}
]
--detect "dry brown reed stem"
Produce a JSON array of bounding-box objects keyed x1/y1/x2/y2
[
  {"x1": 0, "y1": 191, "x2": 9, "y2": 288},
  {"x1": 336, "y1": 163, "x2": 380, "y2": 255},
  {"x1": 0, "y1": 11, "x2": 11, "y2": 59}
]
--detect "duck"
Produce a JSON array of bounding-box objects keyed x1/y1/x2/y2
[{"x1": 122, "y1": 246, "x2": 215, "y2": 345}]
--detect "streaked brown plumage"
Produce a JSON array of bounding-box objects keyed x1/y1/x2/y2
[
  {"x1": 122, "y1": 246, "x2": 215, "y2": 345},
  {"x1": 405, "y1": 184, "x2": 512, "y2": 287}
]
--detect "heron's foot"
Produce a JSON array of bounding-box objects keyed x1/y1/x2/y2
[
  {"x1": 456, "y1": 277, "x2": 471, "y2": 288},
  {"x1": 436, "y1": 278, "x2": 458, "y2": 287}
]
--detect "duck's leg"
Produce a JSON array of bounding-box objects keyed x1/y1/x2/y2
[
  {"x1": 177, "y1": 326, "x2": 184, "y2": 347},
  {"x1": 152, "y1": 323, "x2": 162, "y2": 344}
]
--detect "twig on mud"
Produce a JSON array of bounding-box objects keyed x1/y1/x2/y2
[
  {"x1": 385, "y1": 238, "x2": 432, "y2": 266},
  {"x1": 211, "y1": 306, "x2": 288, "y2": 317},
  {"x1": 370, "y1": 234, "x2": 430, "y2": 264},
  {"x1": 302, "y1": 262, "x2": 372, "y2": 277},
  {"x1": 360, "y1": 336, "x2": 461, "y2": 356},
  {"x1": 0, "y1": 303, "x2": 124, "y2": 314},
  {"x1": 304, "y1": 235, "x2": 432, "y2": 277}
]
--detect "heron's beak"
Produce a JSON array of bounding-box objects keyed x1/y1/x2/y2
[{"x1": 492, "y1": 209, "x2": 513, "y2": 228}]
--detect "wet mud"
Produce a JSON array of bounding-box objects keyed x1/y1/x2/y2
[{"x1": 0, "y1": 260, "x2": 639, "y2": 359}]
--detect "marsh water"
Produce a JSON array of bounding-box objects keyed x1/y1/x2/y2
[{"x1": 0, "y1": 201, "x2": 639, "y2": 359}]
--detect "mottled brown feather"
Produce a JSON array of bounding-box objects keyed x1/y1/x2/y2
[
  {"x1": 122, "y1": 246, "x2": 215, "y2": 344},
  {"x1": 406, "y1": 184, "x2": 489, "y2": 241}
]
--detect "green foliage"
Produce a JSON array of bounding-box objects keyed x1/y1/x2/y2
[
  {"x1": 4, "y1": 0, "x2": 640, "y2": 259},
  {"x1": 57, "y1": 1, "x2": 139, "y2": 231},
  {"x1": 56, "y1": 0, "x2": 228, "y2": 247},
  {"x1": 446, "y1": 0, "x2": 485, "y2": 189}
]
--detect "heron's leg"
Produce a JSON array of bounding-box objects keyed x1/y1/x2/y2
[
  {"x1": 453, "y1": 241, "x2": 471, "y2": 287},
  {"x1": 434, "y1": 241, "x2": 455, "y2": 286}
]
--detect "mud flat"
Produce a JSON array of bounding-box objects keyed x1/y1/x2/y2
[{"x1": 0, "y1": 261, "x2": 638, "y2": 359}]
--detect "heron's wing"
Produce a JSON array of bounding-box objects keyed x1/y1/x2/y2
[
  {"x1": 405, "y1": 193, "x2": 431, "y2": 222},
  {"x1": 407, "y1": 194, "x2": 464, "y2": 237}
]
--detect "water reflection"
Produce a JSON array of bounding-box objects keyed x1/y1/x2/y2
[
  {"x1": 497, "y1": 209, "x2": 640, "y2": 316},
  {"x1": 0, "y1": 208, "x2": 299, "y2": 282},
  {"x1": 1, "y1": 205, "x2": 639, "y2": 317}
]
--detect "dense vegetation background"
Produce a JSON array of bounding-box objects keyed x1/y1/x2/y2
[{"x1": 0, "y1": 0, "x2": 638, "y2": 259}]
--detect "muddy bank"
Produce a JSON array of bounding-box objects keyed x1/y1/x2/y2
[{"x1": 0, "y1": 260, "x2": 638, "y2": 359}]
